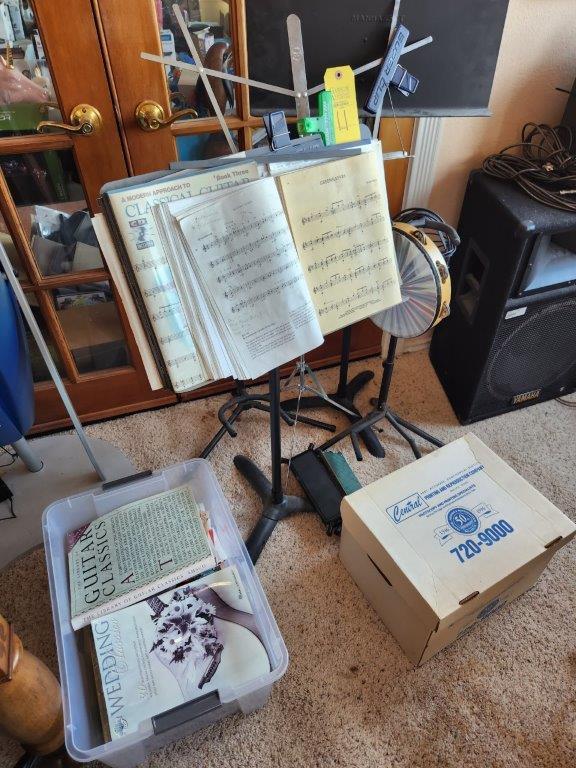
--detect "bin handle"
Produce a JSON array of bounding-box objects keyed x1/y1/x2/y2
[{"x1": 152, "y1": 691, "x2": 221, "y2": 734}]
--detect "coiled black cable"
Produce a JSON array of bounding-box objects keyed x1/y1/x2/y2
[
  {"x1": 482, "y1": 123, "x2": 576, "y2": 212},
  {"x1": 393, "y1": 207, "x2": 460, "y2": 263}
]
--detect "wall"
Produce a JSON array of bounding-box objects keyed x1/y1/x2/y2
[{"x1": 428, "y1": 0, "x2": 576, "y2": 225}]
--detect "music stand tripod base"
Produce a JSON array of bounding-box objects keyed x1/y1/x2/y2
[
  {"x1": 318, "y1": 336, "x2": 444, "y2": 460},
  {"x1": 282, "y1": 327, "x2": 385, "y2": 460},
  {"x1": 199, "y1": 381, "x2": 335, "y2": 460},
  {"x1": 233, "y1": 454, "x2": 309, "y2": 563},
  {"x1": 234, "y1": 368, "x2": 311, "y2": 564}
]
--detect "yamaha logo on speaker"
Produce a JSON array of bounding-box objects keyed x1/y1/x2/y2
[{"x1": 512, "y1": 389, "x2": 541, "y2": 405}]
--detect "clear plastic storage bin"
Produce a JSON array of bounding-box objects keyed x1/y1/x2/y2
[{"x1": 42, "y1": 460, "x2": 288, "y2": 768}]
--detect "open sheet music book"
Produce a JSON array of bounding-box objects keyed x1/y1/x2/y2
[
  {"x1": 154, "y1": 144, "x2": 400, "y2": 381},
  {"x1": 99, "y1": 163, "x2": 260, "y2": 392},
  {"x1": 156, "y1": 176, "x2": 324, "y2": 380},
  {"x1": 100, "y1": 141, "x2": 400, "y2": 386}
]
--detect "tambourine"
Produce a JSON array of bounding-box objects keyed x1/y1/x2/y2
[{"x1": 371, "y1": 221, "x2": 452, "y2": 338}]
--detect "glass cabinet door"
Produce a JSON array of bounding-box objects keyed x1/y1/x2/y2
[
  {"x1": 0, "y1": 0, "x2": 175, "y2": 431},
  {"x1": 97, "y1": 0, "x2": 253, "y2": 175}
]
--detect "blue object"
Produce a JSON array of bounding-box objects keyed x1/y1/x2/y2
[
  {"x1": 364, "y1": 24, "x2": 412, "y2": 115},
  {"x1": 0, "y1": 271, "x2": 35, "y2": 444}
]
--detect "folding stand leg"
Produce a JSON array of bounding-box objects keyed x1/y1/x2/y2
[
  {"x1": 318, "y1": 336, "x2": 444, "y2": 458},
  {"x1": 282, "y1": 326, "x2": 385, "y2": 458},
  {"x1": 199, "y1": 383, "x2": 334, "y2": 460},
  {"x1": 234, "y1": 368, "x2": 310, "y2": 564},
  {"x1": 372, "y1": 336, "x2": 444, "y2": 458},
  {"x1": 386, "y1": 410, "x2": 444, "y2": 449},
  {"x1": 199, "y1": 403, "x2": 245, "y2": 459},
  {"x1": 1, "y1": 248, "x2": 105, "y2": 481}
]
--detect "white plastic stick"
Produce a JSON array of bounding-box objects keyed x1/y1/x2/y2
[
  {"x1": 142, "y1": 25, "x2": 432, "y2": 108},
  {"x1": 172, "y1": 4, "x2": 236, "y2": 154},
  {"x1": 0, "y1": 246, "x2": 106, "y2": 481},
  {"x1": 141, "y1": 52, "x2": 298, "y2": 99}
]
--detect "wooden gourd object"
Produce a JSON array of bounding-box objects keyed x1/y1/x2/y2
[{"x1": 0, "y1": 613, "x2": 64, "y2": 755}]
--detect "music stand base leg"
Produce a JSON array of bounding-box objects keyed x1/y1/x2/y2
[
  {"x1": 282, "y1": 369, "x2": 385, "y2": 458},
  {"x1": 386, "y1": 409, "x2": 445, "y2": 449},
  {"x1": 198, "y1": 405, "x2": 244, "y2": 459},
  {"x1": 234, "y1": 454, "x2": 310, "y2": 564}
]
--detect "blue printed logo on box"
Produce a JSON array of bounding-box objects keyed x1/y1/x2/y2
[
  {"x1": 386, "y1": 493, "x2": 428, "y2": 523},
  {"x1": 477, "y1": 597, "x2": 503, "y2": 621},
  {"x1": 447, "y1": 507, "x2": 479, "y2": 535}
]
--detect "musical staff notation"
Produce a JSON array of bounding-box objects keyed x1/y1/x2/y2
[
  {"x1": 134, "y1": 255, "x2": 168, "y2": 272},
  {"x1": 166, "y1": 352, "x2": 198, "y2": 369},
  {"x1": 171, "y1": 375, "x2": 204, "y2": 391},
  {"x1": 143, "y1": 281, "x2": 176, "y2": 299},
  {"x1": 224, "y1": 258, "x2": 299, "y2": 300},
  {"x1": 301, "y1": 192, "x2": 379, "y2": 226},
  {"x1": 202, "y1": 210, "x2": 284, "y2": 252},
  {"x1": 216, "y1": 244, "x2": 290, "y2": 283},
  {"x1": 158, "y1": 328, "x2": 189, "y2": 346},
  {"x1": 209, "y1": 227, "x2": 287, "y2": 268},
  {"x1": 231, "y1": 274, "x2": 302, "y2": 314},
  {"x1": 307, "y1": 238, "x2": 388, "y2": 273},
  {"x1": 151, "y1": 304, "x2": 183, "y2": 322},
  {"x1": 302, "y1": 212, "x2": 386, "y2": 251},
  {"x1": 312, "y1": 258, "x2": 390, "y2": 295},
  {"x1": 317, "y1": 280, "x2": 395, "y2": 317}
]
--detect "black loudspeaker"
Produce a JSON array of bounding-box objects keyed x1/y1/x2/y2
[{"x1": 430, "y1": 171, "x2": 576, "y2": 423}]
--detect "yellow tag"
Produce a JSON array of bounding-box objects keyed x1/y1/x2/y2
[{"x1": 324, "y1": 66, "x2": 361, "y2": 144}]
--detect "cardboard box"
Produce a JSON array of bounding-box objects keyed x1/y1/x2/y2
[{"x1": 340, "y1": 433, "x2": 575, "y2": 666}]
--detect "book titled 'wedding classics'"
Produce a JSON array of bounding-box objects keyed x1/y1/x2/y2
[
  {"x1": 67, "y1": 485, "x2": 217, "y2": 630},
  {"x1": 90, "y1": 565, "x2": 271, "y2": 740}
]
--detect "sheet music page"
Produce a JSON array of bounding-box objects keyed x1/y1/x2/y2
[
  {"x1": 154, "y1": 199, "x2": 235, "y2": 381},
  {"x1": 276, "y1": 146, "x2": 401, "y2": 335},
  {"x1": 176, "y1": 177, "x2": 324, "y2": 380},
  {"x1": 106, "y1": 162, "x2": 259, "y2": 391},
  {"x1": 92, "y1": 213, "x2": 163, "y2": 391}
]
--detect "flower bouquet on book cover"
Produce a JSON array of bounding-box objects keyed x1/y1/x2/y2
[{"x1": 90, "y1": 565, "x2": 270, "y2": 741}]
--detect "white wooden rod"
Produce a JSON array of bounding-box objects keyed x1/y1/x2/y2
[
  {"x1": 0, "y1": 246, "x2": 106, "y2": 481},
  {"x1": 172, "y1": 4, "x2": 236, "y2": 153},
  {"x1": 141, "y1": 52, "x2": 299, "y2": 99}
]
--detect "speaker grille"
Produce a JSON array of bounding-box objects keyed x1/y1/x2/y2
[{"x1": 480, "y1": 298, "x2": 576, "y2": 405}]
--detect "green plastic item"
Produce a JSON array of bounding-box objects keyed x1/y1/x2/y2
[
  {"x1": 0, "y1": 103, "x2": 69, "y2": 202},
  {"x1": 323, "y1": 450, "x2": 362, "y2": 495},
  {"x1": 0, "y1": 102, "x2": 46, "y2": 134},
  {"x1": 297, "y1": 90, "x2": 336, "y2": 146}
]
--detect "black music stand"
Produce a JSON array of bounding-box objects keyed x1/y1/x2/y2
[
  {"x1": 316, "y1": 336, "x2": 444, "y2": 459},
  {"x1": 282, "y1": 325, "x2": 385, "y2": 460},
  {"x1": 199, "y1": 380, "x2": 335, "y2": 459},
  {"x1": 234, "y1": 368, "x2": 311, "y2": 563}
]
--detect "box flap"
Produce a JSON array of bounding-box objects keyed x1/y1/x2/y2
[{"x1": 341, "y1": 434, "x2": 575, "y2": 627}]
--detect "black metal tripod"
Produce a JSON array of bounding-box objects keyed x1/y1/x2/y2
[
  {"x1": 199, "y1": 380, "x2": 335, "y2": 459},
  {"x1": 281, "y1": 326, "x2": 386, "y2": 460},
  {"x1": 234, "y1": 368, "x2": 311, "y2": 563},
  {"x1": 317, "y1": 335, "x2": 444, "y2": 459}
]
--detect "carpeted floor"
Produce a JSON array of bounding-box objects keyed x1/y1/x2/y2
[{"x1": 1, "y1": 352, "x2": 575, "y2": 768}]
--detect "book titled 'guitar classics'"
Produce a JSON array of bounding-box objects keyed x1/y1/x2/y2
[{"x1": 67, "y1": 485, "x2": 217, "y2": 630}]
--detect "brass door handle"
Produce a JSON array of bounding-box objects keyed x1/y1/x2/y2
[
  {"x1": 135, "y1": 99, "x2": 198, "y2": 131},
  {"x1": 37, "y1": 103, "x2": 103, "y2": 135}
]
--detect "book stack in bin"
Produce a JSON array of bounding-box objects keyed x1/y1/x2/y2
[{"x1": 42, "y1": 460, "x2": 288, "y2": 768}]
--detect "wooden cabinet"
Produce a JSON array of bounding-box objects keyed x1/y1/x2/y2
[{"x1": 0, "y1": 1, "x2": 412, "y2": 432}]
